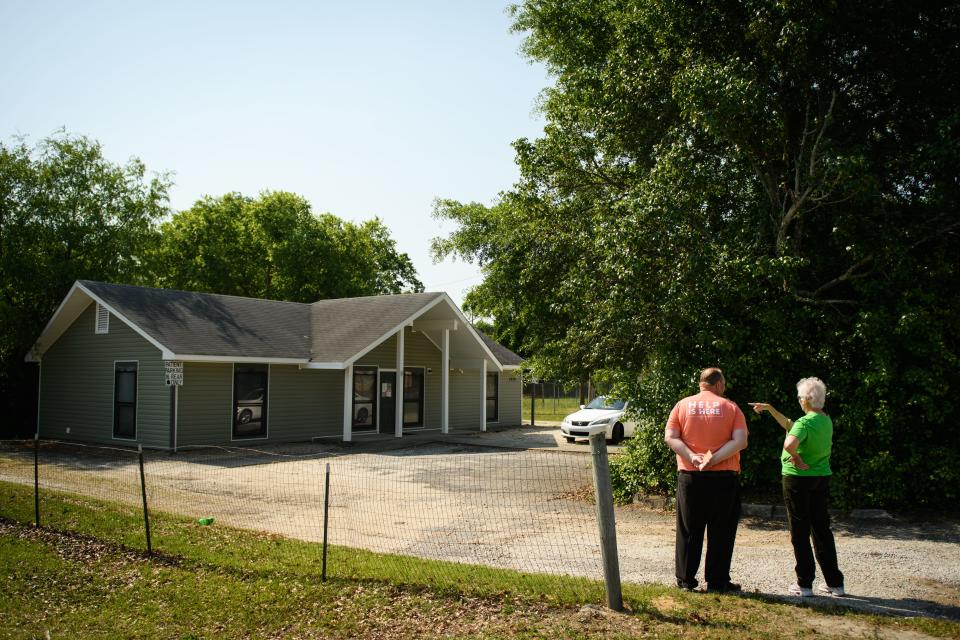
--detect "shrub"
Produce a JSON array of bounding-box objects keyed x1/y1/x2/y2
[{"x1": 609, "y1": 418, "x2": 675, "y2": 504}]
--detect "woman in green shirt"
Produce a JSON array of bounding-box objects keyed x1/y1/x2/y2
[{"x1": 750, "y1": 377, "x2": 845, "y2": 598}]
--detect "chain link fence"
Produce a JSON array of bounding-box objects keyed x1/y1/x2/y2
[{"x1": 0, "y1": 438, "x2": 615, "y2": 601}]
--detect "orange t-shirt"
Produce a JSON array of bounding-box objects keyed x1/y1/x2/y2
[{"x1": 666, "y1": 390, "x2": 747, "y2": 472}]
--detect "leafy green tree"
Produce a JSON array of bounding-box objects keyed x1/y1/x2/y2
[
  {"x1": 435, "y1": 1, "x2": 960, "y2": 507},
  {"x1": 152, "y1": 191, "x2": 423, "y2": 301},
  {"x1": 0, "y1": 133, "x2": 171, "y2": 435}
]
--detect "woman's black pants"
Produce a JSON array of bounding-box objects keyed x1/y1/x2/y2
[{"x1": 782, "y1": 475, "x2": 844, "y2": 589}]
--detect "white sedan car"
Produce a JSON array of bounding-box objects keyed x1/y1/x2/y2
[{"x1": 560, "y1": 396, "x2": 636, "y2": 444}]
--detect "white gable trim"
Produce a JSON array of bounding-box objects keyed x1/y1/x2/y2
[
  {"x1": 440, "y1": 293, "x2": 508, "y2": 372},
  {"x1": 339, "y1": 293, "x2": 509, "y2": 372},
  {"x1": 341, "y1": 294, "x2": 448, "y2": 367},
  {"x1": 26, "y1": 282, "x2": 176, "y2": 361},
  {"x1": 76, "y1": 283, "x2": 176, "y2": 358},
  {"x1": 26, "y1": 281, "x2": 84, "y2": 361}
]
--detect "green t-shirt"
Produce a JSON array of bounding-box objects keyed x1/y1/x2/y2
[{"x1": 781, "y1": 411, "x2": 833, "y2": 476}]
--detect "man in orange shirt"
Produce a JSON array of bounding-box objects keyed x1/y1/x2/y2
[{"x1": 664, "y1": 367, "x2": 748, "y2": 592}]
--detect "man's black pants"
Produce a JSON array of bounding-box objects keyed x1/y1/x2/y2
[
  {"x1": 782, "y1": 475, "x2": 844, "y2": 589},
  {"x1": 675, "y1": 470, "x2": 741, "y2": 589}
]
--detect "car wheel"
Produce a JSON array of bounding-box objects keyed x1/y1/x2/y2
[
  {"x1": 565, "y1": 437, "x2": 576, "y2": 443},
  {"x1": 610, "y1": 423, "x2": 624, "y2": 444},
  {"x1": 238, "y1": 409, "x2": 252, "y2": 424}
]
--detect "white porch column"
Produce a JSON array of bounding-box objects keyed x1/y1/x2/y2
[
  {"x1": 480, "y1": 359, "x2": 487, "y2": 432},
  {"x1": 342, "y1": 365, "x2": 353, "y2": 442},
  {"x1": 441, "y1": 328, "x2": 449, "y2": 434},
  {"x1": 395, "y1": 327, "x2": 405, "y2": 438}
]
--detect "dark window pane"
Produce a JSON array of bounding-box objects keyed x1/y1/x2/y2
[
  {"x1": 113, "y1": 362, "x2": 137, "y2": 439},
  {"x1": 402, "y1": 369, "x2": 423, "y2": 426},
  {"x1": 115, "y1": 405, "x2": 136, "y2": 437},
  {"x1": 234, "y1": 364, "x2": 268, "y2": 438},
  {"x1": 116, "y1": 371, "x2": 136, "y2": 403},
  {"x1": 486, "y1": 373, "x2": 498, "y2": 421},
  {"x1": 403, "y1": 402, "x2": 419, "y2": 423}
]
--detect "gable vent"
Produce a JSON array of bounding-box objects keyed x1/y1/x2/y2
[{"x1": 95, "y1": 303, "x2": 110, "y2": 334}]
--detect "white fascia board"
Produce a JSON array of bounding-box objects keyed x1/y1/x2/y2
[
  {"x1": 439, "y1": 293, "x2": 505, "y2": 372},
  {"x1": 501, "y1": 365, "x2": 521, "y2": 371},
  {"x1": 173, "y1": 354, "x2": 308, "y2": 365},
  {"x1": 25, "y1": 281, "x2": 86, "y2": 361},
  {"x1": 342, "y1": 294, "x2": 448, "y2": 367},
  {"x1": 413, "y1": 319, "x2": 458, "y2": 331},
  {"x1": 75, "y1": 283, "x2": 176, "y2": 359},
  {"x1": 25, "y1": 281, "x2": 177, "y2": 361},
  {"x1": 300, "y1": 362, "x2": 345, "y2": 370}
]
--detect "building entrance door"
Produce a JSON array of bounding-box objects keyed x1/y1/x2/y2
[{"x1": 378, "y1": 371, "x2": 396, "y2": 433}]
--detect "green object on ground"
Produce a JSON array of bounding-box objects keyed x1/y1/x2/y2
[{"x1": 197, "y1": 517, "x2": 214, "y2": 526}]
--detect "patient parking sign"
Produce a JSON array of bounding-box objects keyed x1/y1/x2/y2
[{"x1": 164, "y1": 360, "x2": 183, "y2": 386}]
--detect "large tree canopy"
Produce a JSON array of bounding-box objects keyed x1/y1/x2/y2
[
  {"x1": 434, "y1": 1, "x2": 960, "y2": 507},
  {"x1": 151, "y1": 191, "x2": 423, "y2": 302},
  {"x1": 0, "y1": 133, "x2": 171, "y2": 434}
]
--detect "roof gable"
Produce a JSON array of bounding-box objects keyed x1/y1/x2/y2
[
  {"x1": 309, "y1": 292, "x2": 444, "y2": 364},
  {"x1": 29, "y1": 281, "x2": 523, "y2": 370}
]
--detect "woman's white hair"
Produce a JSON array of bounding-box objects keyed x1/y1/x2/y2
[{"x1": 797, "y1": 377, "x2": 827, "y2": 409}]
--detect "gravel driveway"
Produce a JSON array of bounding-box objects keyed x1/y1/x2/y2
[{"x1": 2, "y1": 429, "x2": 957, "y2": 621}]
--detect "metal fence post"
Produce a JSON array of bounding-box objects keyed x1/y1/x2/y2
[
  {"x1": 138, "y1": 445, "x2": 152, "y2": 554},
  {"x1": 322, "y1": 462, "x2": 331, "y2": 582},
  {"x1": 530, "y1": 381, "x2": 536, "y2": 427},
  {"x1": 33, "y1": 434, "x2": 40, "y2": 527},
  {"x1": 589, "y1": 432, "x2": 623, "y2": 611}
]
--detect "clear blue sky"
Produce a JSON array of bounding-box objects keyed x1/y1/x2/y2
[{"x1": 0, "y1": 1, "x2": 549, "y2": 309}]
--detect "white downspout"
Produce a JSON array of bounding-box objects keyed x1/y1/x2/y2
[
  {"x1": 343, "y1": 365, "x2": 353, "y2": 442},
  {"x1": 395, "y1": 327, "x2": 405, "y2": 438},
  {"x1": 480, "y1": 359, "x2": 487, "y2": 432},
  {"x1": 441, "y1": 328, "x2": 449, "y2": 434}
]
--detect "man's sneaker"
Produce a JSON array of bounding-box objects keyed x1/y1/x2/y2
[
  {"x1": 818, "y1": 584, "x2": 846, "y2": 597},
  {"x1": 789, "y1": 584, "x2": 814, "y2": 597},
  {"x1": 707, "y1": 582, "x2": 742, "y2": 594}
]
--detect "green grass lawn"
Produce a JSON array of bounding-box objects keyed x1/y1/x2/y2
[
  {"x1": 522, "y1": 395, "x2": 582, "y2": 423},
  {"x1": 2, "y1": 480, "x2": 957, "y2": 639}
]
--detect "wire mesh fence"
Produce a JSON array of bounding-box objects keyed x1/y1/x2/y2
[{"x1": 0, "y1": 438, "x2": 610, "y2": 601}]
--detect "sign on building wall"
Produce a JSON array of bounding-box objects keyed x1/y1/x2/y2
[{"x1": 164, "y1": 360, "x2": 184, "y2": 386}]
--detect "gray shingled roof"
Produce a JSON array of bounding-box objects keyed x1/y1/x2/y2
[
  {"x1": 81, "y1": 281, "x2": 312, "y2": 359},
  {"x1": 77, "y1": 282, "x2": 465, "y2": 364},
  {"x1": 477, "y1": 331, "x2": 523, "y2": 366}
]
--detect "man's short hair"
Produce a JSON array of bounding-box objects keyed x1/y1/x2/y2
[{"x1": 699, "y1": 368, "x2": 725, "y2": 387}]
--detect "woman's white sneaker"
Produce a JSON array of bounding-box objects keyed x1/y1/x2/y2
[
  {"x1": 789, "y1": 584, "x2": 814, "y2": 597},
  {"x1": 818, "y1": 584, "x2": 846, "y2": 597}
]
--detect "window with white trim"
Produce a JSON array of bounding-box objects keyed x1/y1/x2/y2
[
  {"x1": 95, "y1": 303, "x2": 110, "y2": 334},
  {"x1": 486, "y1": 372, "x2": 499, "y2": 422},
  {"x1": 114, "y1": 362, "x2": 137, "y2": 439},
  {"x1": 233, "y1": 364, "x2": 268, "y2": 438}
]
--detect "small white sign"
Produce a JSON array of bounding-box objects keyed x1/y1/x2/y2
[{"x1": 164, "y1": 360, "x2": 184, "y2": 386}]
